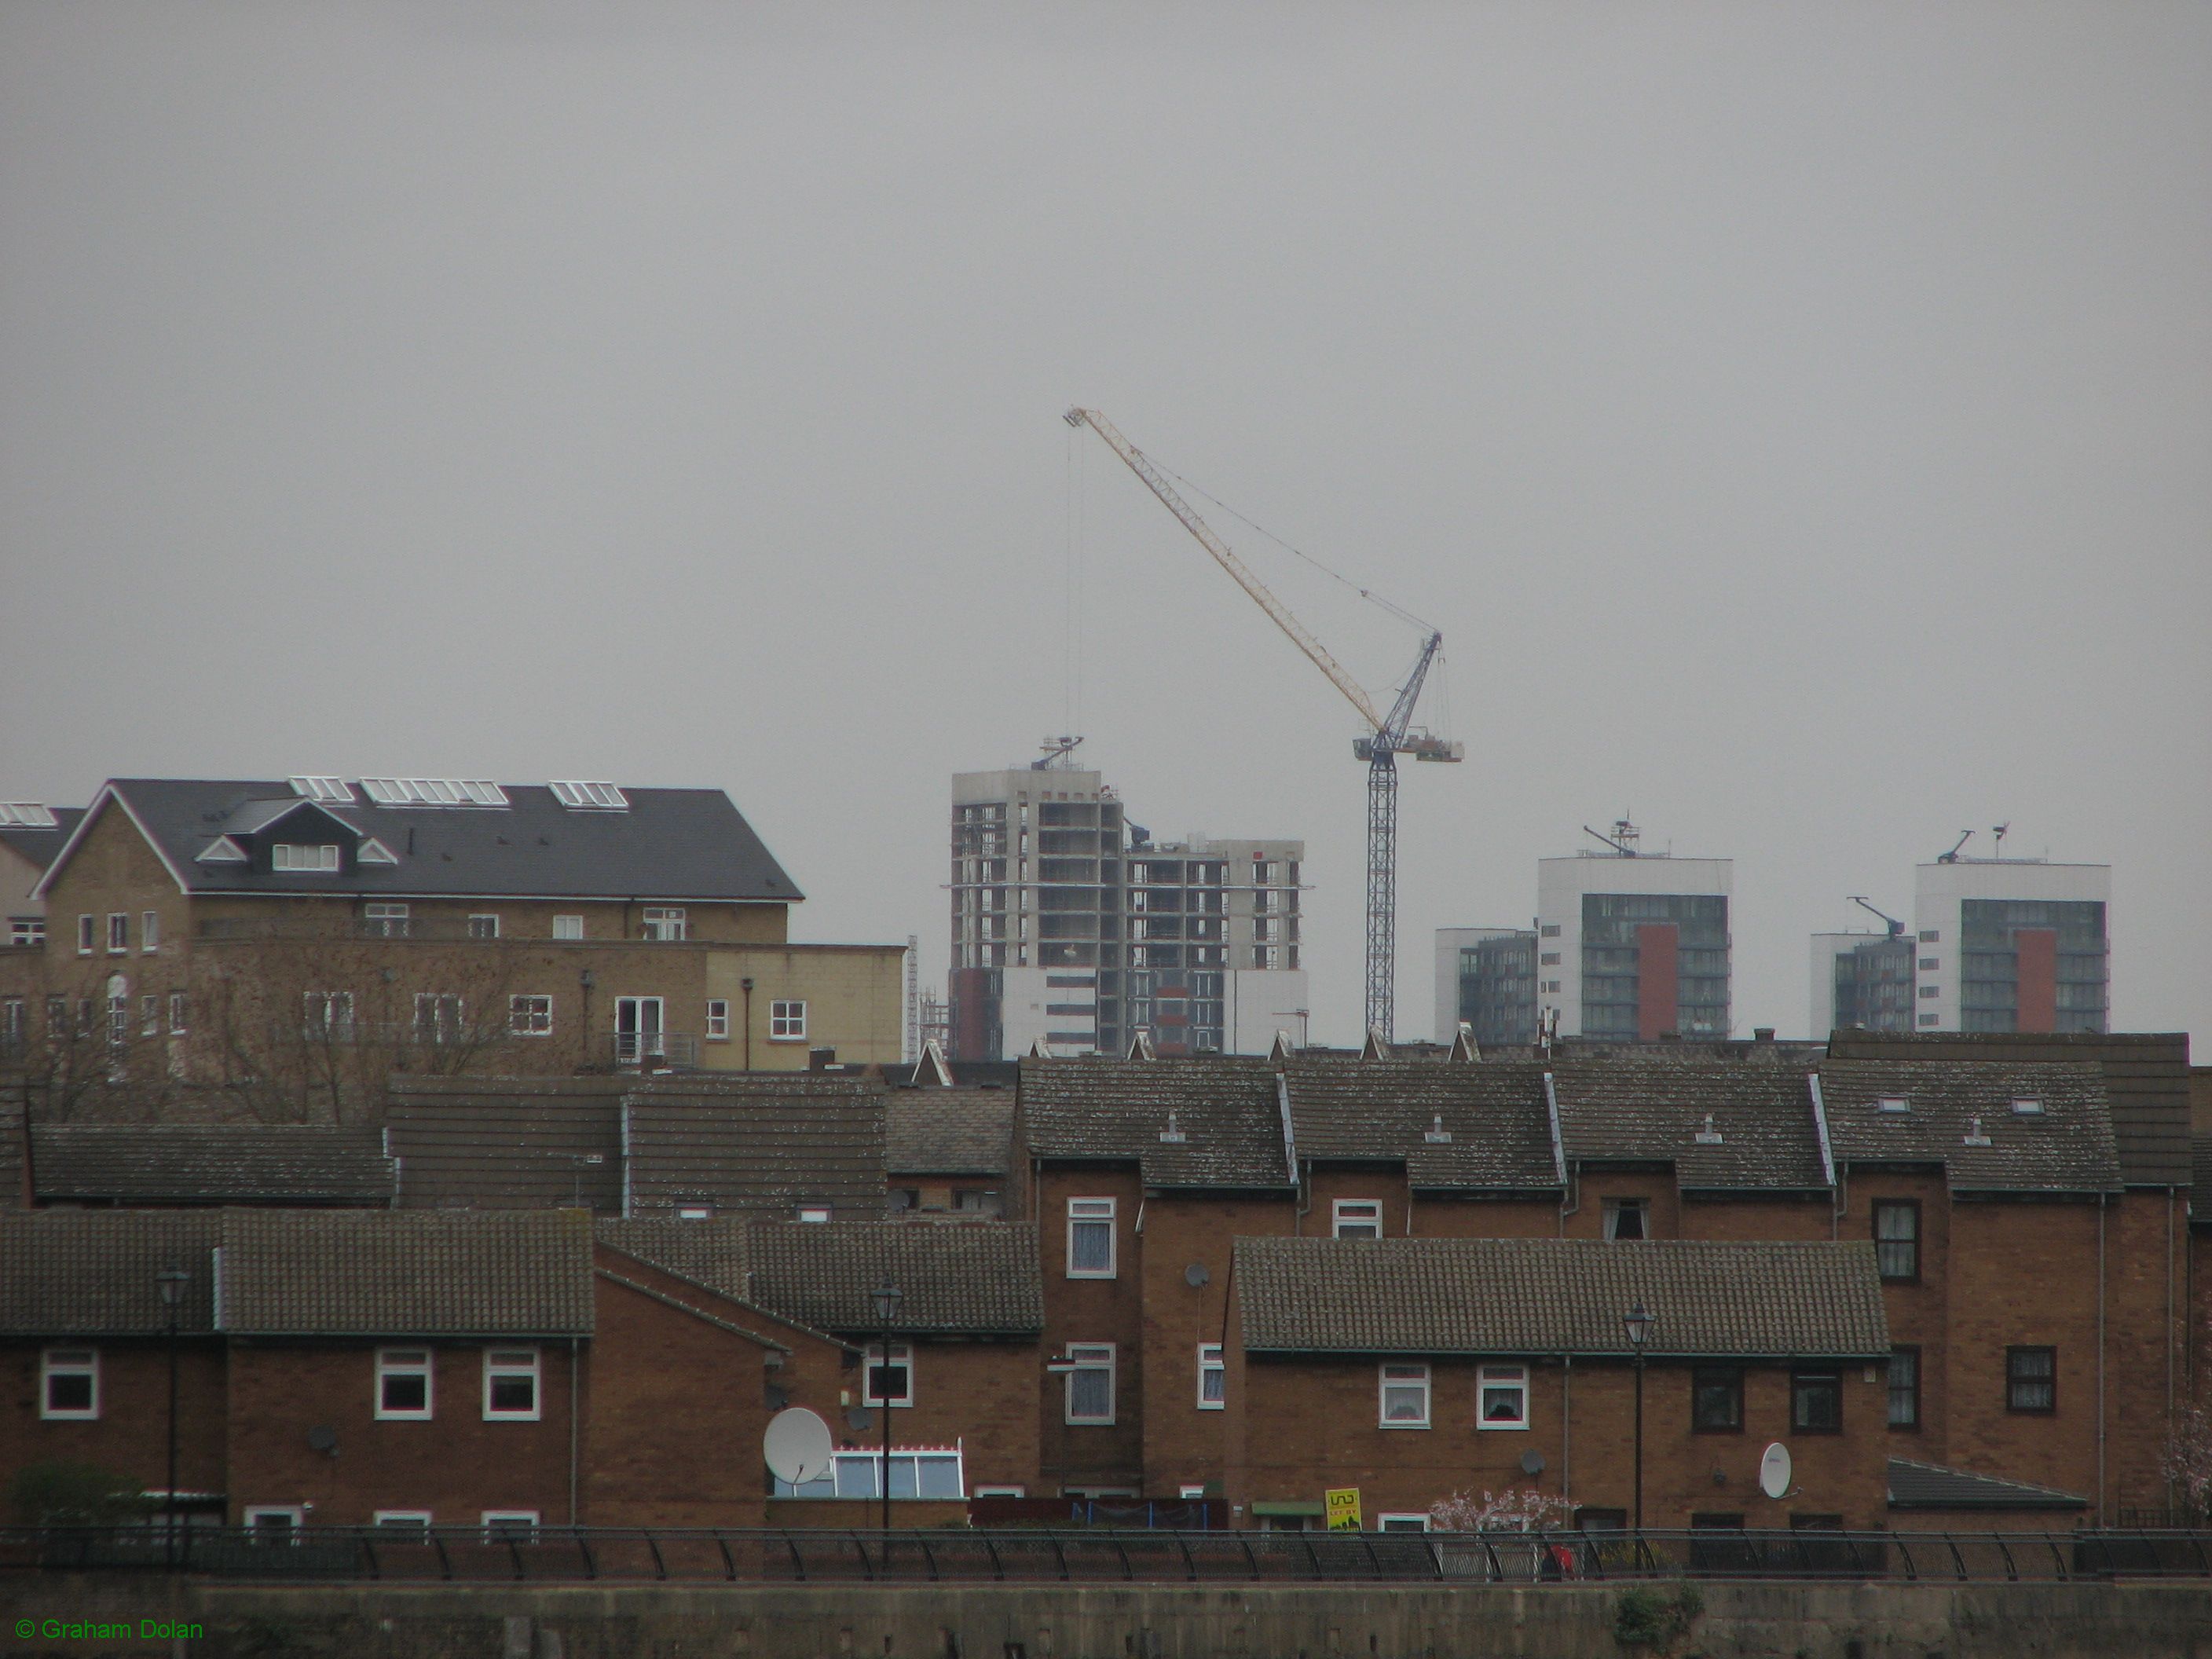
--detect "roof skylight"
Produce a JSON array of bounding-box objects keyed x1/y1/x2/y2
[
  {"x1": 0, "y1": 803, "x2": 58, "y2": 828},
  {"x1": 359, "y1": 778, "x2": 510, "y2": 808},
  {"x1": 549, "y1": 780, "x2": 629, "y2": 811},
  {"x1": 287, "y1": 777, "x2": 355, "y2": 804}
]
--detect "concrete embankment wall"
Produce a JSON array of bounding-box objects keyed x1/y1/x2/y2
[{"x1": 7, "y1": 1577, "x2": 2212, "y2": 1657}]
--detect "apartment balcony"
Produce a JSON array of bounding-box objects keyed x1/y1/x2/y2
[{"x1": 612, "y1": 1031, "x2": 700, "y2": 1069}]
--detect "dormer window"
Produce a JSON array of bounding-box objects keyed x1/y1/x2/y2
[{"x1": 273, "y1": 844, "x2": 341, "y2": 873}]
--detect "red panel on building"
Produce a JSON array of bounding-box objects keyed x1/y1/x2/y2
[
  {"x1": 949, "y1": 966, "x2": 992, "y2": 1061},
  {"x1": 1635, "y1": 922, "x2": 1679, "y2": 1042},
  {"x1": 2014, "y1": 928, "x2": 2058, "y2": 1034}
]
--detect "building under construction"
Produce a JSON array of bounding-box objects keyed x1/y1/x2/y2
[{"x1": 947, "y1": 749, "x2": 1307, "y2": 1061}]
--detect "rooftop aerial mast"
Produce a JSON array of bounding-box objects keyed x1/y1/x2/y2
[{"x1": 1063, "y1": 407, "x2": 1462, "y2": 1042}]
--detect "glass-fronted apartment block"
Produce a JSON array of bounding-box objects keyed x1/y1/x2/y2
[{"x1": 1912, "y1": 858, "x2": 2108, "y2": 1035}]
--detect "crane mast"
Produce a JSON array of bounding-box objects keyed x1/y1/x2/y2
[{"x1": 1064, "y1": 407, "x2": 1461, "y2": 1042}]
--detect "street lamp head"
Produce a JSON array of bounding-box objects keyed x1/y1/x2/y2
[
  {"x1": 1622, "y1": 1300, "x2": 1655, "y2": 1350},
  {"x1": 870, "y1": 1284, "x2": 903, "y2": 1325},
  {"x1": 156, "y1": 1268, "x2": 189, "y2": 1309}
]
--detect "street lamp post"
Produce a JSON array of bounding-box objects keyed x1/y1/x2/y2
[
  {"x1": 869, "y1": 1284, "x2": 903, "y2": 1543},
  {"x1": 156, "y1": 1268, "x2": 189, "y2": 1568},
  {"x1": 1622, "y1": 1301, "x2": 1655, "y2": 1534}
]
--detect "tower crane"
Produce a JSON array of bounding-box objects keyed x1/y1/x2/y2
[{"x1": 1064, "y1": 407, "x2": 1463, "y2": 1042}]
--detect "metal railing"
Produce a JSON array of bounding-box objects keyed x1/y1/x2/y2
[
  {"x1": 8, "y1": 1527, "x2": 2212, "y2": 1585},
  {"x1": 612, "y1": 1031, "x2": 698, "y2": 1068}
]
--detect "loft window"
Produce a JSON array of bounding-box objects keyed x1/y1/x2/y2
[
  {"x1": 1379, "y1": 1363, "x2": 1430, "y2": 1428},
  {"x1": 1692, "y1": 1365, "x2": 1742, "y2": 1432},
  {"x1": 467, "y1": 914, "x2": 500, "y2": 939},
  {"x1": 2007, "y1": 1346, "x2": 2056, "y2": 1414},
  {"x1": 1791, "y1": 1369, "x2": 1842, "y2": 1434},
  {"x1": 1065, "y1": 1343, "x2": 1116, "y2": 1424},
  {"x1": 705, "y1": 999, "x2": 730, "y2": 1040},
  {"x1": 642, "y1": 906, "x2": 687, "y2": 941},
  {"x1": 1332, "y1": 1199, "x2": 1383, "y2": 1240},
  {"x1": 1603, "y1": 1199, "x2": 1648, "y2": 1241},
  {"x1": 1067, "y1": 1198, "x2": 1116, "y2": 1277},
  {"x1": 482, "y1": 1349, "x2": 540, "y2": 1420},
  {"x1": 2011, "y1": 1097, "x2": 2044, "y2": 1115},
  {"x1": 1873, "y1": 1202, "x2": 1920, "y2": 1282},
  {"x1": 797, "y1": 1206, "x2": 830, "y2": 1223},
  {"x1": 862, "y1": 1342, "x2": 914, "y2": 1408},
  {"x1": 507, "y1": 994, "x2": 552, "y2": 1036},
  {"x1": 272, "y1": 844, "x2": 341, "y2": 873},
  {"x1": 1197, "y1": 1342, "x2": 1225, "y2": 1409},
  {"x1": 40, "y1": 1348, "x2": 99, "y2": 1419},
  {"x1": 1877, "y1": 1096, "x2": 1910, "y2": 1113},
  {"x1": 769, "y1": 1000, "x2": 806, "y2": 1040},
  {"x1": 1478, "y1": 1364, "x2": 1529, "y2": 1430},
  {"x1": 552, "y1": 915, "x2": 584, "y2": 940},
  {"x1": 375, "y1": 1349, "x2": 434, "y2": 1420}
]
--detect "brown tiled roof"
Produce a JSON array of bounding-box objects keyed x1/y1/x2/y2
[
  {"x1": 0, "y1": 1210, "x2": 222, "y2": 1334},
  {"x1": 622, "y1": 1075, "x2": 886, "y2": 1216},
  {"x1": 2193, "y1": 1137, "x2": 2212, "y2": 1229},
  {"x1": 1283, "y1": 1060, "x2": 1561, "y2": 1190},
  {"x1": 217, "y1": 1209, "x2": 594, "y2": 1335},
  {"x1": 1551, "y1": 1062, "x2": 1828, "y2": 1191},
  {"x1": 745, "y1": 1218, "x2": 1043, "y2": 1336},
  {"x1": 594, "y1": 1215, "x2": 752, "y2": 1303},
  {"x1": 1817, "y1": 1060, "x2": 2120, "y2": 1193},
  {"x1": 1236, "y1": 1236, "x2": 1888, "y2": 1359},
  {"x1": 1826, "y1": 1031, "x2": 2190, "y2": 1187},
  {"x1": 0, "y1": 1103, "x2": 23, "y2": 1210},
  {"x1": 385, "y1": 1075, "x2": 628, "y2": 1211},
  {"x1": 887, "y1": 1091, "x2": 1013, "y2": 1176},
  {"x1": 32, "y1": 1125, "x2": 394, "y2": 1206},
  {"x1": 1019, "y1": 1057, "x2": 1290, "y2": 1188}
]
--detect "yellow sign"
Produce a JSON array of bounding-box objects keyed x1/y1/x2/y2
[{"x1": 1324, "y1": 1488, "x2": 1362, "y2": 1532}]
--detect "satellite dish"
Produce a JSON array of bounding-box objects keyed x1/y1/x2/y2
[
  {"x1": 1185, "y1": 1263, "x2": 1210, "y2": 1288},
  {"x1": 763, "y1": 1407, "x2": 835, "y2": 1485},
  {"x1": 1519, "y1": 1449, "x2": 1546, "y2": 1478},
  {"x1": 1759, "y1": 1442, "x2": 1793, "y2": 1500},
  {"x1": 306, "y1": 1425, "x2": 338, "y2": 1455}
]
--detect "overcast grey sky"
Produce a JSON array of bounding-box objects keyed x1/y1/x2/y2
[{"x1": 3, "y1": 2, "x2": 2206, "y2": 1046}]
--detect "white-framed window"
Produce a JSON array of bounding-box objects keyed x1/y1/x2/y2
[
  {"x1": 139, "y1": 994, "x2": 159, "y2": 1038},
  {"x1": 1332, "y1": 1199, "x2": 1383, "y2": 1240},
  {"x1": 797, "y1": 1205, "x2": 831, "y2": 1223},
  {"x1": 642, "y1": 906, "x2": 687, "y2": 941},
  {"x1": 167, "y1": 992, "x2": 189, "y2": 1036},
  {"x1": 705, "y1": 999, "x2": 731, "y2": 1040},
  {"x1": 1065, "y1": 1342, "x2": 1115, "y2": 1424},
  {"x1": 467, "y1": 914, "x2": 500, "y2": 939},
  {"x1": 372, "y1": 1511, "x2": 433, "y2": 1539},
  {"x1": 107, "y1": 912, "x2": 128, "y2": 954},
  {"x1": 482, "y1": 1349, "x2": 540, "y2": 1420},
  {"x1": 244, "y1": 1507, "x2": 303, "y2": 1537},
  {"x1": 1379, "y1": 1362, "x2": 1430, "y2": 1427},
  {"x1": 771, "y1": 1448, "x2": 965, "y2": 1501},
  {"x1": 9, "y1": 917, "x2": 42, "y2": 947},
  {"x1": 1379, "y1": 1513, "x2": 1432, "y2": 1533},
  {"x1": 1602, "y1": 1199, "x2": 1648, "y2": 1241},
  {"x1": 676, "y1": 1205, "x2": 713, "y2": 1221},
  {"x1": 413, "y1": 993, "x2": 464, "y2": 1045},
  {"x1": 77, "y1": 913, "x2": 93, "y2": 954},
  {"x1": 302, "y1": 991, "x2": 354, "y2": 1039},
  {"x1": 375, "y1": 1348, "x2": 434, "y2": 1419},
  {"x1": 769, "y1": 999, "x2": 807, "y2": 1040},
  {"x1": 862, "y1": 1341, "x2": 914, "y2": 1408},
  {"x1": 40, "y1": 1348, "x2": 99, "y2": 1419},
  {"x1": 552, "y1": 914, "x2": 584, "y2": 940},
  {"x1": 507, "y1": 994, "x2": 553, "y2": 1036},
  {"x1": 362, "y1": 902, "x2": 411, "y2": 939},
  {"x1": 1067, "y1": 1197, "x2": 1116, "y2": 1277},
  {"x1": 141, "y1": 911, "x2": 159, "y2": 953},
  {"x1": 272, "y1": 843, "x2": 341, "y2": 873},
  {"x1": 1197, "y1": 1342, "x2": 1225, "y2": 1409},
  {"x1": 1478, "y1": 1364, "x2": 1530, "y2": 1430},
  {"x1": 482, "y1": 1511, "x2": 540, "y2": 1543}
]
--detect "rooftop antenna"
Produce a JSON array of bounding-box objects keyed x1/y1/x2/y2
[
  {"x1": 1936, "y1": 830, "x2": 1973, "y2": 864},
  {"x1": 1991, "y1": 822, "x2": 2010, "y2": 857},
  {"x1": 1583, "y1": 816, "x2": 1640, "y2": 857},
  {"x1": 1031, "y1": 735, "x2": 1083, "y2": 771},
  {"x1": 1848, "y1": 896, "x2": 1906, "y2": 939}
]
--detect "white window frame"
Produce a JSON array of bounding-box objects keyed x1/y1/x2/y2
[
  {"x1": 107, "y1": 911, "x2": 128, "y2": 954},
  {"x1": 9, "y1": 918, "x2": 41, "y2": 947},
  {"x1": 362, "y1": 902, "x2": 410, "y2": 939},
  {"x1": 769, "y1": 999, "x2": 807, "y2": 1041},
  {"x1": 1379, "y1": 1362, "x2": 1430, "y2": 1428},
  {"x1": 375, "y1": 1347, "x2": 434, "y2": 1421},
  {"x1": 244, "y1": 1506, "x2": 304, "y2": 1536},
  {"x1": 1066, "y1": 1197, "x2": 1116, "y2": 1278},
  {"x1": 77, "y1": 913, "x2": 93, "y2": 955},
  {"x1": 1379, "y1": 1513, "x2": 1432, "y2": 1533},
  {"x1": 1197, "y1": 1342, "x2": 1225, "y2": 1409},
  {"x1": 167, "y1": 992, "x2": 188, "y2": 1036},
  {"x1": 642, "y1": 906, "x2": 687, "y2": 941},
  {"x1": 482, "y1": 1511, "x2": 540, "y2": 1542},
  {"x1": 1478, "y1": 1363, "x2": 1530, "y2": 1430},
  {"x1": 272, "y1": 843, "x2": 342, "y2": 873},
  {"x1": 507, "y1": 994, "x2": 553, "y2": 1037},
  {"x1": 1602, "y1": 1198, "x2": 1649, "y2": 1241},
  {"x1": 797, "y1": 1205, "x2": 830, "y2": 1222},
  {"x1": 1332, "y1": 1199, "x2": 1383, "y2": 1240},
  {"x1": 705, "y1": 998, "x2": 731, "y2": 1040},
  {"x1": 552, "y1": 914, "x2": 584, "y2": 940},
  {"x1": 482, "y1": 1348, "x2": 541, "y2": 1421},
  {"x1": 372, "y1": 1511, "x2": 434, "y2": 1538},
  {"x1": 413, "y1": 993, "x2": 465, "y2": 1046},
  {"x1": 1064, "y1": 1342, "x2": 1116, "y2": 1425},
  {"x1": 141, "y1": 910, "x2": 159, "y2": 953},
  {"x1": 40, "y1": 1347, "x2": 100, "y2": 1419},
  {"x1": 862, "y1": 1341, "x2": 915, "y2": 1408},
  {"x1": 467, "y1": 913, "x2": 500, "y2": 939}
]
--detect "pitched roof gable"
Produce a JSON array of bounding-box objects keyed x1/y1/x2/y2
[
  {"x1": 1019, "y1": 1056, "x2": 1290, "y2": 1188},
  {"x1": 1283, "y1": 1059, "x2": 1561, "y2": 1191},
  {"x1": 1818, "y1": 1060, "x2": 2120, "y2": 1193},
  {"x1": 33, "y1": 1125, "x2": 394, "y2": 1206},
  {"x1": 1551, "y1": 1061, "x2": 1828, "y2": 1191},
  {"x1": 0, "y1": 1210, "x2": 221, "y2": 1335}
]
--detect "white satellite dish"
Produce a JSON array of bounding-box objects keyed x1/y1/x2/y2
[
  {"x1": 764, "y1": 1407, "x2": 835, "y2": 1485},
  {"x1": 1758, "y1": 1441, "x2": 1793, "y2": 1500}
]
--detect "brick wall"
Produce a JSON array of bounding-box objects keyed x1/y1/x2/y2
[{"x1": 0, "y1": 1339, "x2": 226, "y2": 1508}]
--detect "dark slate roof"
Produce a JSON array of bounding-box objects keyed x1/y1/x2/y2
[
  {"x1": 385, "y1": 1075, "x2": 629, "y2": 1212},
  {"x1": 623, "y1": 1074, "x2": 886, "y2": 1217},
  {"x1": 1826, "y1": 1031, "x2": 2190, "y2": 1188},
  {"x1": 1282, "y1": 1060, "x2": 1561, "y2": 1190},
  {"x1": 0, "y1": 1210, "x2": 222, "y2": 1334},
  {"x1": 594, "y1": 1216, "x2": 754, "y2": 1305},
  {"x1": 1886, "y1": 1456, "x2": 2087, "y2": 1511},
  {"x1": 1236, "y1": 1236, "x2": 1888, "y2": 1359},
  {"x1": 32, "y1": 1125, "x2": 394, "y2": 1206},
  {"x1": 1818, "y1": 1060, "x2": 2120, "y2": 1193},
  {"x1": 217, "y1": 1209, "x2": 594, "y2": 1335},
  {"x1": 745, "y1": 1219, "x2": 1042, "y2": 1336},
  {"x1": 45, "y1": 778, "x2": 800, "y2": 902},
  {"x1": 887, "y1": 1092, "x2": 1013, "y2": 1176},
  {"x1": 1552, "y1": 1062, "x2": 1828, "y2": 1191},
  {"x1": 0, "y1": 1103, "x2": 22, "y2": 1210},
  {"x1": 1019, "y1": 1057, "x2": 1290, "y2": 1188},
  {"x1": 0, "y1": 807, "x2": 86, "y2": 873}
]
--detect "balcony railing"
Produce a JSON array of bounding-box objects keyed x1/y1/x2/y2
[{"x1": 613, "y1": 1031, "x2": 699, "y2": 1069}]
